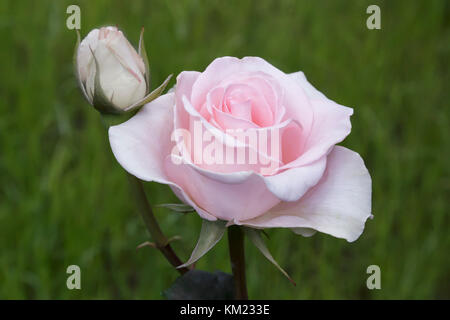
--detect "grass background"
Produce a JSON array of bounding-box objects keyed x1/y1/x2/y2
[{"x1": 0, "y1": 0, "x2": 449, "y2": 299}]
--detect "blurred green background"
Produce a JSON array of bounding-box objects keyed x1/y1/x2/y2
[{"x1": 0, "y1": 0, "x2": 449, "y2": 299}]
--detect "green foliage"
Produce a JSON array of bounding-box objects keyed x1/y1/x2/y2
[{"x1": 0, "y1": 0, "x2": 448, "y2": 299}]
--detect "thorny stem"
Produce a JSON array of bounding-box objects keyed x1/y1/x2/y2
[{"x1": 127, "y1": 173, "x2": 189, "y2": 275}]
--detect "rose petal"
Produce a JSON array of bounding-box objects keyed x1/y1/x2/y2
[
  {"x1": 288, "y1": 71, "x2": 327, "y2": 100},
  {"x1": 191, "y1": 57, "x2": 313, "y2": 134},
  {"x1": 239, "y1": 146, "x2": 372, "y2": 242},
  {"x1": 108, "y1": 92, "x2": 216, "y2": 220},
  {"x1": 262, "y1": 156, "x2": 327, "y2": 201},
  {"x1": 281, "y1": 71, "x2": 353, "y2": 168},
  {"x1": 167, "y1": 141, "x2": 326, "y2": 207},
  {"x1": 77, "y1": 28, "x2": 100, "y2": 83},
  {"x1": 191, "y1": 57, "x2": 286, "y2": 109},
  {"x1": 216, "y1": 71, "x2": 285, "y2": 124},
  {"x1": 87, "y1": 43, "x2": 146, "y2": 109},
  {"x1": 165, "y1": 154, "x2": 280, "y2": 221},
  {"x1": 205, "y1": 86, "x2": 259, "y2": 130},
  {"x1": 179, "y1": 95, "x2": 285, "y2": 173},
  {"x1": 175, "y1": 71, "x2": 201, "y2": 130},
  {"x1": 281, "y1": 97, "x2": 353, "y2": 169},
  {"x1": 102, "y1": 28, "x2": 145, "y2": 81}
]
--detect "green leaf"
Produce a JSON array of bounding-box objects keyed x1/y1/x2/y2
[
  {"x1": 156, "y1": 203, "x2": 195, "y2": 214},
  {"x1": 245, "y1": 228, "x2": 296, "y2": 285},
  {"x1": 73, "y1": 30, "x2": 92, "y2": 104},
  {"x1": 138, "y1": 27, "x2": 151, "y2": 93},
  {"x1": 124, "y1": 73, "x2": 173, "y2": 112},
  {"x1": 178, "y1": 219, "x2": 227, "y2": 269},
  {"x1": 163, "y1": 270, "x2": 234, "y2": 300}
]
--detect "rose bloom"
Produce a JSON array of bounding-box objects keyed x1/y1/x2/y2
[
  {"x1": 109, "y1": 57, "x2": 372, "y2": 242},
  {"x1": 77, "y1": 26, "x2": 147, "y2": 110}
]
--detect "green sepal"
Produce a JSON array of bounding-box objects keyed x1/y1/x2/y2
[
  {"x1": 245, "y1": 228, "x2": 296, "y2": 285},
  {"x1": 138, "y1": 27, "x2": 151, "y2": 93},
  {"x1": 156, "y1": 203, "x2": 195, "y2": 214},
  {"x1": 123, "y1": 74, "x2": 173, "y2": 112},
  {"x1": 177, "y1": 219, "x2": 227, "y2": 269},
  {"x1": 98, "y1": 74, "x2": 173, "y2": 126}
]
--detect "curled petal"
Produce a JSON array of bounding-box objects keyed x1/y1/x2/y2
[
  {"x1": 288, "y1": 71, "x2": 327, "y2": 100},
  {"x1": 283, "y1": 72, "x2": 353, "y2": 168},
  {"x1": 165, "y1": 154, "x2": 281, "y2": 221},
  {"x1": 239, "y1": 146, "x2": 372, "y2": 242}
]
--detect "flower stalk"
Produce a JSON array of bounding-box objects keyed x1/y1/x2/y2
[
  {"x1": 227, "y1": 225, "x2": 248, "y2": 300},
  {"x1": 127, "y1": 173, "x2": 189, "y2": 275}
]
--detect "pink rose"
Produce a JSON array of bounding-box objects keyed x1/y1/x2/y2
[{"x1": 109, "y1": 57, "x2": 372, "y2": 242}]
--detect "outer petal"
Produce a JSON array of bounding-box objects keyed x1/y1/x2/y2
[
  {"x1": 108, "y1": 92, "x2": 216, "y2": 220},
  {"x1": 289, "y1": 71, "x2": 327, "y2": 100},
  {"x1": 164, "y1": 151, "x2": 327, "y2": 221},
  {"x1": 106, "y1": 29, "x2": 146, "y2": 77},
  {"x1": 239, "y1": 146, "x2": 372, "y2": 242},
  {"x1": 86, "y1": 42, "x2": 146, "y2": 109},
  {"x1": 280, "y1": 71, "x2": 354, "y2": 169},
  {"x1": 262, "y1": 157, "x2": 326, "y2": 202},
  {"x1": 290, "y1": 98, "x2": 353, "y2": 167},
  {"x1": 109, "y1": 93, "x2": 174, "y2": 182},
  {"x1": 77, "y1": 28, "x2": 100, "y2": 83},
  {"x1": 165, "y1": 154, "x2": 281, "y2": 221},
  {"x1": 77, "y1": 26, "x2": 117, "y2": 83}
]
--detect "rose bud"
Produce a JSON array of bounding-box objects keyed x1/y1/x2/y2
[{"x1": 74, "y1": 26, "x2": 172, "y2": 115}]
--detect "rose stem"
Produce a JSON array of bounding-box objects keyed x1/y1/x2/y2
[
  {"x1": 127, "y1": 173, "x2": 189, "y2": 275},
  {"x1": 228, "y1": 225, "x2": 249, "y2": 300}
]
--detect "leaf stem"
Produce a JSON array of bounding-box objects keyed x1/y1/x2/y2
[
  {"x1": 227, "y1": 225, "x2": 248, "y2": 300},
  {"x1": 127, "y1": 173, "x2": 189, "y2": 275}
]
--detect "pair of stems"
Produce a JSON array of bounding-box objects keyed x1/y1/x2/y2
[{"x1": 128, "y1": 174, "x2": 248, "y2": 299}]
